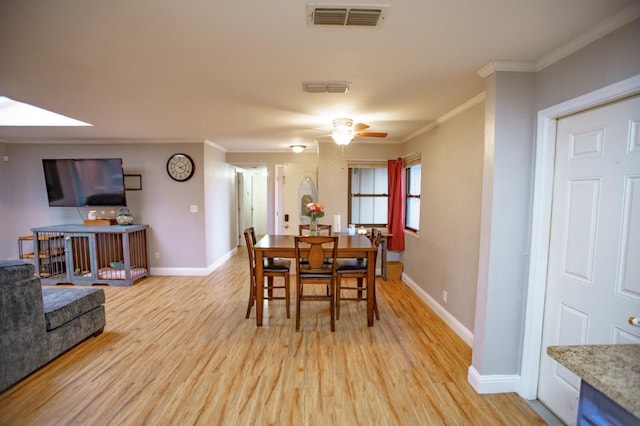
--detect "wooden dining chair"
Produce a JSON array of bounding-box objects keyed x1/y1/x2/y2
[
  {"x1": 244, "y1": 228, "x2": 291, "y2": 319},
  {"x1": 294, "y1": 235, "x2": 339, "y2": 331},
  {"x1": 335, "y1": 228, "x2": 381, "y2": 321},
  {"x1": 298, "y1": 223, "x2": 333, "y2": 267},
  {"x1": 298, "y1": 224, "x2": 332, "y2": 235}
]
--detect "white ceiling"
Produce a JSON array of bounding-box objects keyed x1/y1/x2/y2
[{"x1": 0, "y1": 0, "x2": 637, "y2": 152}]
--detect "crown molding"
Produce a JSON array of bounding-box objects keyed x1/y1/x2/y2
[
  {"x1": 536, "y1": 2, "x2": 640, "y2": 71},
  {"x1": 479, "y1": 3, "x2": 640, "y2": 78},
  {"x1": 205, "y1": 139, "x2": 227, "y2": 152},
  {"x1": 477, "y1": 60, "x2": 536, "y2": 78},
  {"x1": 402, "y1": 92, "x2": 486, "y2": 142}
]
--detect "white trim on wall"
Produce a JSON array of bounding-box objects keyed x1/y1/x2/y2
[
  {"x1": 402, "y1": 93, "x2": 485, "y2": 142},
  {"x1": 151, "y1": 247, "x2": 238, "y2": 277},
  {"x1": 536, "y1": 3, "x2": 640, "y2": 71},
  {"x1": 467, "y1": 367, "x2": 521, "y2": 394},
  {"x1": 402, "y1": 273, "x2": 474, "y2": 347},
  {"x1": 478, "y1": 4, "x2": 640, "y2": 76},
  {"x1": 519, "y1": 74, "x2": 640, "y2": 400}
]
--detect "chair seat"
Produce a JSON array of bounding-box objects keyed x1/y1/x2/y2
[
  {"x1": 336, "y1": 259, "x2": 367, "y2": 273},
  {"x1": 299, "y1": 262, "x2": 334, "y2": 276},
  {"x1": 264, "y1": 258, "x2": 291, "y2": 272}
]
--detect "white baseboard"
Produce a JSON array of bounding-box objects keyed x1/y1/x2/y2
[
  {"x1": 150, "y1": 247, "x2": 237, "y2": 277},
  {"x1": 400, "y1": 273, "x2": 474, "y2": 347},
  {"x1": 467, "y1": 366, "x2": 521, "y2": 394},
  {"x1": 401, "y1": 272, "x2": 521, "y2": 394}
]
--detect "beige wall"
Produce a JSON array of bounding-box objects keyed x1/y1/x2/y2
[
  {"x1": 470, "y1": 17, "x2": 640, "y2": 390},
  {"x1": 204, "y1": 142, "x2": 238, "y2": 267},
  {"x1": 402, "y1": 103, "x2": 485, "y2": 332},
  {"x1": 0, "y1": 141, "x2": 238, "y2": 274},
  {"x1": 227, "y1": 144, "x2": 403, "y2": 233},
  {"x1": 226, "y1": 150, "x2": 319, "y2": 234}
]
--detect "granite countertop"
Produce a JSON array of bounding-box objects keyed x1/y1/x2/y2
[{"x1": 547, "y1": 344, "x2": 640, "y2": 419}]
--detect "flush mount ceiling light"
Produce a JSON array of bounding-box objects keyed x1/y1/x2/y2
[{"x1": 290, "y1": 144, "x2": 306, "y2": 153}]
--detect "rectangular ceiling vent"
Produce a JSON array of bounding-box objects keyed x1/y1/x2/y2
[
  {"x1": 307, "y1": 4, "x2": 389, "y2": 27},
  {"x1": 302, "y1": 81, "x2": 351, "y2": 94}
]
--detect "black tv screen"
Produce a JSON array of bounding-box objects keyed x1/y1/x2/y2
[{"x1": 42, "y1": 158, "x2": 127, "y2": 207}]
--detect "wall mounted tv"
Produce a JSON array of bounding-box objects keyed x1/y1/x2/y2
[{"x1": 42, "y1": 158, "x2": 127, "y2": 207}]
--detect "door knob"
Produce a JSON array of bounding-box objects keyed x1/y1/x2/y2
[{"x1": 629, "y1": 317, "x2": 640, "y2": 326}]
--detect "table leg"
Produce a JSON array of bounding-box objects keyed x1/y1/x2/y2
[
  {"x1": 255, "y1": 249, "x2": 264, "y2": 326},
  {"x1": 367, "y1": 250, "x2": 375, "y2": 326}
]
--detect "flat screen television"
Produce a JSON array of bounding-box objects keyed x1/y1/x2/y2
[{"x1": 42, "y1": 158, "x2": 127, "y2": 207}]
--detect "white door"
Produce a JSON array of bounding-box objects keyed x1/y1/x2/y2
[
  {"x1": 237, "y1": 170, "x2": 268, "y2": 243},
  {"x1": 537, "y1": 96, "x2": 640, "y2": 424}
]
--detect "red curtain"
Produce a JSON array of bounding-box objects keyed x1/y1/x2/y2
[{"x1": 387, "y1": 158, "x2": 405, "y2": 251}]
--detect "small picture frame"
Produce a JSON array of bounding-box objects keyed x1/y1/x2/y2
[{"x1": 124, "y1": 174, "x2": 142, "y2": 191}]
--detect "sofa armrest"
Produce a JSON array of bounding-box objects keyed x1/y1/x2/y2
[{"x1": 0, "y1": 261, "x2": 48, "y2": 392}]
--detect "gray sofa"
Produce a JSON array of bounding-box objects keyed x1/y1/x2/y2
[{"x1": 0, "y1": 260, "x2": 106, "y2": 392}]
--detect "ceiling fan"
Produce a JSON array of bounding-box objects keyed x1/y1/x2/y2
[{"x1": 331, "y1": 118, "x2": 388, "y2": 145}]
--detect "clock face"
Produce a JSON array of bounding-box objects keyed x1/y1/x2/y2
[{"x1": 167, "y1": 153, "x2": 195, "y2": 182}]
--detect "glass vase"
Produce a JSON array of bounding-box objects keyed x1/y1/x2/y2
[
  {"x1": 309, "y1": 218, "x2": 318, "y2": 236},
  {"x1": 116, "y1": 207, "x2": 134, "y2": 225}
]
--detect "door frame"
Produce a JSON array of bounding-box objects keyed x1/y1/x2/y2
[
  {"x1": 275, "y1": 164, "x2": 285, "y2": 234},
  {"x1": 519, "y1": 74, "x2": 640, "y2": 399}
]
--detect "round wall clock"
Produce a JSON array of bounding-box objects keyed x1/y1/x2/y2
[{"x1": 166, "y1": 153, "x2": 195, "y2": 182}]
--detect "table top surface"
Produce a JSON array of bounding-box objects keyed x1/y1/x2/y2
[{"x1": 254, "y1": 234, "x2": 375, "y2": 251}]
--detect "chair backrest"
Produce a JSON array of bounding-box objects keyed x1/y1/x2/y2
[
  {"x1": 370, "y1": 228, "x2": 382, "y2": 248},
  {"x1": 367, "y1": 228, "x2": 382, "y2": 270},
  {"x1": 294, "y1": 236, "x2": 338, "y2": 272},
  {"x1": 243, "y1": 228, "x2": 256, "y2": 279},
  {"x1": 299, "y1": 224, "x2": 332, "y2": 236}
]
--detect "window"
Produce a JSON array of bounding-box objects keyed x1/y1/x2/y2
[
  {"x1": 348, "y1": 164, "x2": 388, "y2": 226},
  {"x1": 405, "y1": 162, "x2": 421, "y2": 231}
]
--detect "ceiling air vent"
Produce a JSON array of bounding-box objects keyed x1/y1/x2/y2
[
  {"x1": 307, "y1": 4, "x2": 389, "y2": 27},
  {"x1": 302, "y1": 81, "x2": 351, "y2": 94}
]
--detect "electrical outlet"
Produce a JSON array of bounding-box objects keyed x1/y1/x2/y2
[
  {"x1": 155, "y1": 252, "x2": 160, "y2": 259},
  {"x1": 442, "y1": 290, "x2": 448, "y2": 304},
  {"x1": 190, "y1": 205, "x2": 198, "y2": 213}
]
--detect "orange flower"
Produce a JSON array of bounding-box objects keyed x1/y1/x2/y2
[{"x1": 304, "y1": 202, "x2": 325, "y2": 219}]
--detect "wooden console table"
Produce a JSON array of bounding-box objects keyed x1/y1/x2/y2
[{"x1": 31, "y1": 224, "x2": 149, "y2": 286}]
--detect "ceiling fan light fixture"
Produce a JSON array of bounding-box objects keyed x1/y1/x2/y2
[
  {"x1": 332, "y1": 117, "x2": 353, "y2": 129},
  {"x1": 332, "y1": 129, "x2": 353, "y2": 145},
  {"x1": 331, "y1": 118, "x2": 354, "y2": 145},
  {"x1": 290, "y1": 144, "x2": 306, "y2": 153}
]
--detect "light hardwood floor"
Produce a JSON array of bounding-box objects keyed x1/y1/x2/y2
[{"x1": 0, "y1": 249, "x2": 546, "y2": 425}]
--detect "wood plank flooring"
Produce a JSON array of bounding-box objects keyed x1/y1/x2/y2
[{"x1": 0, "y1": 249, "x2": 546, "y2": 425}]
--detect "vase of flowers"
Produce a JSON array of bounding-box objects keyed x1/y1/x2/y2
[{"x1": 304, "y1": 202, "x2": 325, "y2": 235}]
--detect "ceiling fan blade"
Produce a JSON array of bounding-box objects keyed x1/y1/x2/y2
[
  {"x1": 353, "y1": 122, "x2": 370, "y2": 132},
  {"x1": 356, "y1": 132, "x2": 388, "y2": 138}
]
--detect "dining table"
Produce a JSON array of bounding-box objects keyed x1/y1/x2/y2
[{"x1": 253, "y1": 234, "x2": 378, "y2": 327}]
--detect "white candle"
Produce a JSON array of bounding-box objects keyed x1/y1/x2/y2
[{"x1": 333, "y1": 214, "x2": 341, "y2": 233}]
